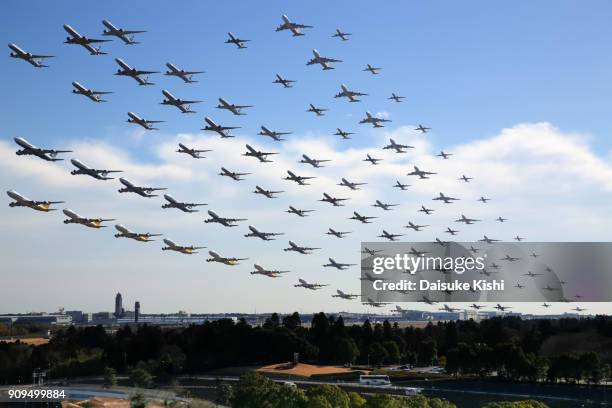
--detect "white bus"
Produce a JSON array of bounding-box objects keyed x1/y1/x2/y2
[{"x1": 359, "y1": 374, "x2": 391, "y2": 386}]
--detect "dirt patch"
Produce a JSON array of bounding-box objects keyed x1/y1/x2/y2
[
  {"x1": 257, "y1": 362, "x2": 354, "y2": 377},
  {"x1": 0, "y1": 337, "x2": 49, "y2": 345}
]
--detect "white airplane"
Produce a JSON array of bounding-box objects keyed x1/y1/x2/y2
[
  {"x1": 114, "y1": 224, "x2": 161, "y2": 242},
  {"x1": 251, "y1": 264, "x2": 290, "y2": 278},
  {"x1": 378, "y1": 230, "x2": 404, "y2": 241},
  {"x1": 203, "y1": 117, "x2": 240, "y2": 138},
  {"x1": 273, "y1": 73, "x2": 295, "y2": 88},
  {"x1": 284, "y1": 170, "x2": 316, "y2": 185},
  {"x1": 362, "y1": 247, "x2": 383, "y2": 256},
  {"x1": 62, "y1": 209, "x2": 114, "y2": 229},
  {"x1": 162, "y1": 239, "x2": 205, "y2": 255},
  {"x1": 459, "y1": 175, "x2": 473, "y2": 182},
  {"x1": 502, "y1": 254, "x2": 520, "y2": 262},
  {"x1": 253, "y1": 185, "x2": 283, "y2": 199},
  {"x1": 245, "y1": 225, "x2": 284, "y2": 241},
  {"x1": 326, "y1": 228, "x2": 351, "y2": 238},
  {"x1": 373, "y1": 200, "x2": 399, "y2": 211},
  {"x1": 456, "y1": 214, "x2": 479, "y2": 224},
  {"x1": 338, "y1": 178, "x2": 366, "y2": 190},
  {"x1": 63, "y1": 24, "x2": 110, "y2": 55},
  {"x1": 405, "y1": 221, "x2": 428, "y2": 231},
  {"x1": 470, "y1": 304, "x2": 484, "y2": 310},
  {"x1": 165, "y1": 62, "x2": 204, "y2": 83},
  {"x1": 514, "y1": 235, "x2": 524, "y2": 242},
  {"x1": 225, "y1": 32, "x2": 249, "y2": 49},
  {"x1": 332, "y1": 290, "x2": 358, "y2": 300},
  {"x1": 72, "y1": 81, "x2": 112, "y2": 102},
  {"x1": 286, "y1": 206, "x2": 314, "y2": 217},
  {"x1": 300, "y1": 154, "x2": 331, "y2": 168},
  {"x1": 523, "y1": 271, "x2": 543, "y2": 278},
  {"x1": 394, "y1": 305, "x2": 411, "y2": 314},
  {"x1": 284, "y1": 240, "x2": 320, "y2": 254},
  {"x1": 439, "y1": 304, "x2": 459, "y2": 313},
  {"x1": 259, "y1": 126, "x2": 291, "y2": 141},
  {"x1": 479, "y1": 235, "x2": 500, "y2": 244},
  {"x1": 383, "y1": 138, "x2": 413, "y2": 153},
  {"x1": 542, "y1": 303, "x2": 551, "y2": 308},
  {"x1": 243, "y1": 144, "x2": 278, "y2": 163},
  {"x1": 276, "y1": 15, "x2": 312, "y2": 37},
  {"x1": 127, "y1": 112, "x2": 164, "y2": 130},
  {"x1": 435, "y1": 238, "x2": 449, "y2": 246},
  {"x1": 334, "y1": 84, "x2": 367, "y2": 102},
  {"x1": 531, "y1": 252, "x2": 540, "y2": 258},
  {"x1": 573, "y1": 306, "x2": 586, "y2": 312},
  {"x1": 161, "y1": 194, "x2": 206, "y2": 213},
  {"x1": 8, "y1": 43, "x2": 54, "y2": 67},
  {"x1": 394, "y1": 180, "x2": 410, "y2": 190},
  {"x1": 364, "y1": 298, "x2": 387, "y2": 308},
  {"x1": 70, "y1": 159, "x2": 122, "y2": 180},
  {"x1": 319, "y1": 193, "x2": 349, "y2": 207},
  {"x1": 408, "y1": 166, "x2": 436, "y2": 179},
  {"x1": 101, "y1": 19, "x2": 146, "y2": 44},
  {"x1": 361, "y1": 273, "x2": 384, "y2": 283},
  {"x1": 13, "y1": 137, "x2": 71, "y2": 161},
  {"x1": 118, "y1": 178, "x2": 166, "y2": 198},
  {"x1": 477, "y1": 197, "x2": 491, "y2": 203},
  {"x1": 419, "y1": 205, "x2": 434, "y2": 215},
  {"x1": 349, "y1": 211, "x2": 377, "y2": 224},
  {"x1": 6, "y1": 190, "x2": 63, "y2": 212},
  {"x1": 294, "y1": 279, "x2": 328, "y2": 290},
  {"x1": 388, "y1": 93, "x2": 405, "y2": 103},
  {"x1": 334, "y1": 128, "x2": 354, "y2": 139},
  {"x1": 433, "y1": 192, "x2": 459, "y2": 204},
  {"x1": 217, "y1": 97, "x2": 253, "y2": 115},
  {"x1": 176, "y1": 143, "x2": 211, "y2": 159},
  {"x1": 306, "y1": 49, "x2": 342, "y2": 70},
  {"x1": 206, "y1": 250, "x2": 247, "y2": 265},
  {"x1": 219, "y1": 167, "x2": 251, "y2": 181},
  {"x1": 445, "y1": 227, "x2": 459, "y2": 236},
  {"x1": 437, "y1": 151, "x2": 453, "y2": 159},
  {"x1": 323, "y1": 258, "x2": 356, "y2": 270},
  {"x1": 363, "y1": 154, "x2": 382, "y2": 165},
  {"x1": 161, "y1": 89, "x2": 202, "y2": 114},
  {"x1": 307, "y1": 104, "x2": 327, "y2": 116},
  {"x1": 415, "y1": 125, "x2": 431, "y2": 133},
  {"x1": 114, "y1": 58, "x2": 158, "y2": 85},
  {"x1": 495, "y1": 304, "x2": 511, "y2": 312},
  {"x1": 409, "y1": 247, "x2": 429, "y2": 257},
  {"x1": 363, "y1": 64, "x2": 382, "y2": 74},
  {"x1": 332, "y1": 29, "x2": 351, "y2": 41},
  {"x1": 204, "y1": 210, "x2": 246, "y2": 227},
  {"x1": 359, "y1": 111, "x2": 391, "y2": 128},
  {"x1": 496, "y1": 216, "x2": 507, "y2": 223},
  {"x1": 420, "y1": 296, "x2": 437, "y2": 305}
]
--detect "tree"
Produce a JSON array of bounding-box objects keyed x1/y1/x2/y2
[
  {"x1": 383, "y1": 341, "x2": 401, "y2": 365},
  {"x1": 130, "y1": 363, "x2": 154, "y2": 388},
  {"x1": 129, "y1": 393, "x2": 147, "y2": 408},
  {"x1": 283, "y1": 312, "x2": 302, "y2": 330},
  {"x1": 102, "y1": 366, "x2": 117, "y2": 389},
  {"x1": 306, "y1": 384, "x2": 350, "y2": 408},
  {"x1": 368, "y1": 342, "x2": 388, "y2": 366},
  {"x1": 347, "y1": 392, "x2": 366, "y2": 408},
  {"x1": 336, "y1": 338, "x2": 359, "y2": 365},
  {"x1": 216, "y1": 383, "x2": 234, "y2": 406}
]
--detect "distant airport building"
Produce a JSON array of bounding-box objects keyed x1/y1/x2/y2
[
  {"x1": 135, "y1": 301, "x2": 140, "y2": 323},
  {"x1": 114, "y1": 292, "x2": 124, "y2": 318},
  {"x1": 0, "y1": 314, "x2": 72, "y2": 326}
]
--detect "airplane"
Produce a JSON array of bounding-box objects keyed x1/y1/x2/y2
[
  {"x1": 469, "y1": 246, "x2": 480, "y2": 253},
  {"x1": 203, "y1": 117, "x2": 240, "y2": 138},
  {"x1": 435, "y1": 238, "x2": 449, "y2": 246},
  {"x1": 394, "y1": 180, "x2": 410, "y2": 190},
  {"x1": 542, "y1": 303, "x2": 551, "y2": 308},
  {"x1": 378, "y1": 230, "x2": 404, "y2": 241},
  {"x1": 294, "y1": 279, "x2": 328, "y2": 291},
  {"x1": 514, "y1": 236, "x2": 524, "y2": 242},
  {"x1": 114, "y1": 58, "x2": 158, "y2": 85},
  {"x1": 253, "y1": 185, "x2": 283, "y2": 199},
  {"x1": 63, "y1": 209, "x2": 114, "y2": 229},
  {"x1": 165, "y1": 62, "x2": 204, "y2": 83},
  {"x1": 408, "y1": 247, "x2": 429, "y2": 257},
  {"x1": 408, "y1": 166, "x2": 436, "y2": 179},
  {"x1": 388, "y1": 93, "x2": 405, "y2": 103},
  {"x1": 219, "y1": 167, "x2": 251, "y2": 181},
  {"x1": 531, "y1": 252, "x2": 540, "y2": 258},
  {"x1": 243, "y1": 144, "x2": 278, "y2": 163},
  {"x1": 419, "y1": 205, "x2": 434, "y2": 215},
  {"x1": 414, "y1": 125, "x2": 430, "y2": 133},
  {"x1": 349, "y1": 211, "x2": 377, "y2": 224},
  {"x1": 71, "y1": 81, "x2": 112, "y2": 102},
  {"x1": 284, "y1": 241, "x2": 320, "y2": 254},
  {"x1": 206, "y1": 250, "x2": 247, "y2": 265},
  {"x1": 514, "y1": 282, "x2": 525, "y2": 289},
  {"x1": 439, "y1": 304, "x2": 459, "y2": 313},
  {"x1": 362, "y1": 247, "x2": 383, "y2": 256},
  {"x1": 225, "y1": 32, "x2": 249, "y2": 49},
  {"x1": 176, "y1": 143, "x2": 211, "y2": 159},
  {"x1": 334, "y1": 84, "x2": 367, "y2": 102},
  {"x1": 332, "y1": 290, "x2": 358, "y2": 300},
  {"x1": 127, "y1": 112, "x2": 164, "y2": 130},
  {"x1": 319, "y1": 193, "x2": 349, "y2": 206},
  {"x1": 323, "y1": 258, "x2": 356, "y2": 270},
  {"x1": 572, "y1": 307, "x2": 586, "y2": 312},
  {"x1": 497, "y1": 216, "x2": 507, "y2": 222},
  {"x1": 338, "y1": 178, "x2": 366, "y2": 190},
  {"x1": 523, "y1": 271, "x2": 543, "y2": 278},
  {"x1": 284, "y1": 170, "x2": 316, "y2": 185},
  {"x1": 245, "y1": 225, "x2": 284, "y2": 241},
  {"x1": 161, "y1": 194, "x2": 206, "y2": 212},
  {"x1": 363, "y1": 154, "x2": 382, "y2": 165},
  {"x1": 286, "y1": 206, "x2": 314, "y2": 217},
  {"x1": 276, "y1": 14, "x2": 312, "y2": 37},
  {"x1": 251, "y1": 264, "x2": 290, "y2": 278},
  {"x1": 114, "y1": 224, "x2": 161, "y2": 242},
  {"x1": 361, "y1": 272, "x2": 384, "y2": 283},
  {"x1": 63, "y1": 24, "x2": 110, "y2": 55},
  {"x1": 217, "y1": 97, "x2": 253, "y2": 115},
  {"x1": 13, "y1": 137, "x2": 71, "y2": 161},
  {"x1": 359, "y1": 111, "x2": 391, "y2": 128},
  {"x1": 307, "y1": 104, "x2": 327, "y2": 116},
  {"x1": 420, "y1": 296, "x2": 437, "y2": 305},
  {"x1": 383, "y1": 138, "x2": 413, "y2": 153},
  {"x1": 479, "y1": 235, "x2": 500, "y2": 244},
  {"x1": 306, "y1": 49, "x2": 342, "y2": 70},
  {"x1": 101, "y1": 20, "x2": 145, "y2": 44},
  {"x1": 363, "y1": 298, "x2": 387, "y2": 308},
  {"x1": 259, "y1": 126, "x2": 291, "y2": 141},
  {"x1": 334, "y1": 128, "x2": 354, "y2": 139},
  {"x1": 478, "y1": 197, "x2": 491, "y2": 203},
  {"x1": 162, "y1": 239, "x2": 205, "y2": 254},
  {"x1": 273, "y1": 73, "x2": 295, "y2": 88},
  {"x1": 326, "y1": 228, "x2": 351, "y2": 238},
  {"x1": 470, "y1": 304, "x2": 484, "y2": 310},
  {"x1": 433, "y1": 192, "x2": 460, "y2": 204},
  {"x1": 489, "y1": 263, "x2": 501, "y2": 270},
  {"x1": 8, "y1": 43, "x2": 54, "y2": 67},
  {"x1": 373, "y1": 200, "x2": 398, "y2": 211},
  {"x1": 300, "y1": 154, "x2": 330, "y2": 168},
  {"x1": 495, "y1": 304, "x2": 511, "y2": 312},
  {"x1": 332, "y1": 29, "x2": 351, "y2": 41},
  {"x1": 437, "y1": 151, "x2": 453, "y2": 159},
  {"x1": 405, "y1": 222, "x2": 428, "y2": 231},
  {"x1": 118, "y1": 178, "x2": 166, "y2": 197},
  {"x1": 6, "y1": 190, "x2": 63, "y2": 212},
  {"x1": 502, "y1": 255, "x2": 520, "y2": 262},
  {"x1": 456, "y1": 214, "x2": 479, "y2": 224},
  {"x1": 459, "y1": 175, "x2": 473, "y2": 182},
  {"x1": 363, "y1": 64, "x2": 381, "y2": 74},
  {"x1": 204, "y1": 210, "x2": 246, "y2": 227},
  {"x1": 161, "y1": 89, "x2": 202, "y2": 113},
  {"x1": 445, "y1": 227, "x2": 459, "y2": 236},
  {"x1": 70, "y1": 159, "x2": 122, "y2": 180}
]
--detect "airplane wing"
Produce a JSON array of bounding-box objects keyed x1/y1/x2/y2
[
  {"x1": 92, "y1": 91, "x2": 113, "y2": 95},
  {"x1": 135, "y1": 70, "x2": 159, "y2": 75},
  {"x1": 31, "y1": 54, "x2": 55, "y2": 59},
  {"x1": 43, "y1": 149, "x2": 72, "y2": 154},
  {"x1": 179, "y1": 100, "x2": 203, "y2": 104},
  {"x1": 121, "y1": 30, "x2": 147, "y2": 34},
  {"x1": 146, "y1": 120, "x2": 165, "y2": 124},
  {"x1": 97, "y1": 169, "x2": 123, "y2": 174}
]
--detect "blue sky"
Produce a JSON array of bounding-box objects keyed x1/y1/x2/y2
[{"x1": 2, "y1": 1, "x2": 612, "y2": 315}]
